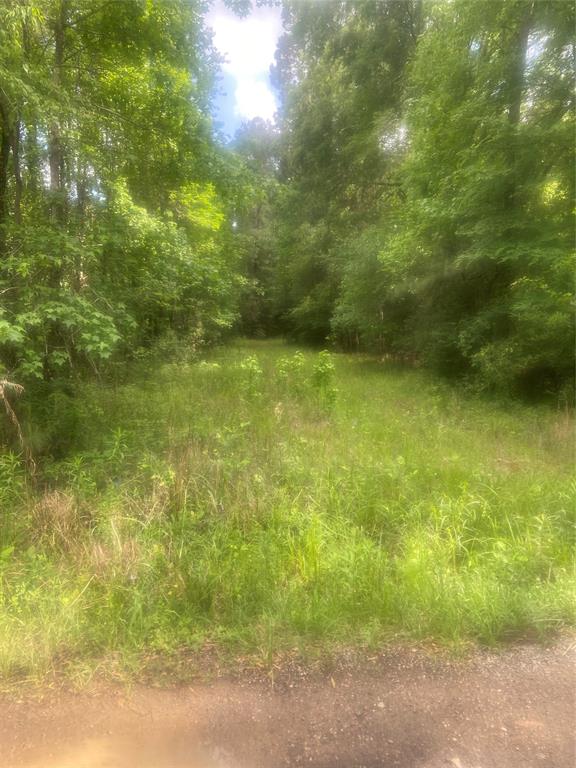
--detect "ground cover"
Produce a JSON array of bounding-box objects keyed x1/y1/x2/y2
[{"x1": 0, "y1": 340, "x2": 573, "y2": 679}]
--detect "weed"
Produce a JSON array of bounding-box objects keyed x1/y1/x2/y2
[
  {"x1": 0, "y1": 340, "x2": 573, "y2": 678},
  {"x1": 276, "y1": 351, "x2": 307, "y2": 396},
  {"x1": 237, "y1": 355, "x2": 264, "y2": 399},
  {"x1": 311, "y1": 350, "x2": 337, "y2": 409}
]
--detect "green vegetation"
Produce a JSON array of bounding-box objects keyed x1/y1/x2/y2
[
  {"x1": 0, "y1": 1, "x2": 573, "y2": 681},
  {"x1": 260, "y1": 0, "x2": 575, "y2": 396},
  {"x1": 1, "y1": 1, "x2": 573, "y2": 404},
  {"x1": 0, "y1": 0, "x2": 244, "y2": 394},
  {"x1": 1, "y1": 341, "x2": 573, "y2": 678}
]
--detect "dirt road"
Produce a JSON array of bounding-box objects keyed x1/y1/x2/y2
[{"x1": 1, "y1": 641, "x2": 574, "y2": 768}]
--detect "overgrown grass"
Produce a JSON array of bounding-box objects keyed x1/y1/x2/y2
[{"x1": 0, "y1": 340, "x2": 574, "y2": 679}]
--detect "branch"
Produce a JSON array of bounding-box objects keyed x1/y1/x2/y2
[{"x1": 0, "y1": 379, "x2": 35, "y2": 473}]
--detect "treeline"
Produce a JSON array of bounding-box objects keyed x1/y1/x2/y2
[
  {"x1": 238, "y1": 0, "x2": 574, "y2": 398},
  {"x1": 0, "y1": 0, "x2": 573, "y2": 446},
  {"x1": 0, "y1": 1, "x2": 250, "y2": 392}
]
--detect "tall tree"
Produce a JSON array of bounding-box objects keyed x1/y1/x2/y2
[
  {"x1": 271, "y1": 0, "x2": 422, "y2": 341},
  {"x1": 232, "y1": 118, "x2": 282, "y2": 336},
  {"x1": 395, "y1": 0, "x2": 575, "y2": 391},
  {"x1": 271, "y1": 0, "x2": 574, "y2": 395},
  {"x1": 0, "y1": 0, "x2": 243, "y2": 398}
]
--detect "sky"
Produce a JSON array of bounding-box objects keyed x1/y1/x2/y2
[{"x1": 205, "y1": 1, "x2": 283, "y2": 139}]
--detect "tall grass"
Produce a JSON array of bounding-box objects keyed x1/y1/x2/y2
[{"x1": 0, "y1": 340, "x2": 574, "y2": 678}]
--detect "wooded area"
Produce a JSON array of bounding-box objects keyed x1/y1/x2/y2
[
  {"x1": 0, "y1": 0, "x2": 573, "y2": 680},
  {"x1": 0, "y1": 0, "x2": 573, "y2": 428}
]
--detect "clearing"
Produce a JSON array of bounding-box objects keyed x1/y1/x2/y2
[
  {"x1": 1, "y1": 341, "x2": 573, "y2": 676},
  {"x1": 1, "y1": 343, "x2": 574, "y2": 766}
]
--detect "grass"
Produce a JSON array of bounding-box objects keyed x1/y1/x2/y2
[{"x1": 0, "y1": 339, "x2": 574, "y2": 679}]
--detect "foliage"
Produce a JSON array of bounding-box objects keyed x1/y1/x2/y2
[
  {"x1": 0, "y1": 0, "x2": 573, "y2": 683},
  {"x1": 0, "y1": 341, "x2": 573, "y2": 678},
  {"x1": 311, "y1": 350, "x2": 337, "y2": 409},
  {"x1": 0, "y1": 0, "x2": 246, "y2": 448},
  {"x1": 237, "y1": 354, "x2": 264, "y2": 399},
  {"x1": 267, "y1": 0, "x2": 574, "y2": 397},
  {"x1": 275, "y1": 350, "x2": 306, "y2": 395}
]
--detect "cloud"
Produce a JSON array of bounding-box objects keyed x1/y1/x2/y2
[
  {"x1": 234, "y1": 79, "x2": 277, "y2": 120},
  {"x1": 206, "y1": 1, "x2": 281, "y2": 124},
  {"x1": 208, "y1": 6, "x2": 280, "y2": 78}
]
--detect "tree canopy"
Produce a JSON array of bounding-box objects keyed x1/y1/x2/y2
[
  {"x1": 0, "y1": 0, "x2": 573, "y2": 427},
  {"x1": 262, "y1": 0, "x2": 574, "y2": 397}
]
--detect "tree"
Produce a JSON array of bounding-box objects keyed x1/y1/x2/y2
[
  {"x1": 0, "y1": 0, "x2": 243, "y2": 392},
  {"x1": 271, "y1": 0, "x2": 574, "y2": 396},
  {"x1": 271, "y1": 0, "x2": 422, "y2": 342},
  {"x1": 232, "y1": 118, "x2": 283, "y2": 336},
  {"x1": 396, "y1": 0, "x2": 575, "y2": 392}
]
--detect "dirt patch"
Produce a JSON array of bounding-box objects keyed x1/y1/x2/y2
[{"x1": 1, "y1": 640, "x2": 574, "y2": 768}]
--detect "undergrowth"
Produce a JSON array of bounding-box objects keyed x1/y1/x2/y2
[{"x1": 0, "y1": 340, "x2": 574, "y2": 680}]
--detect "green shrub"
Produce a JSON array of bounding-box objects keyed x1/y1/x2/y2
[
  {"x1": 237, "y1": 354, "x2": 264, "y2": 399},
  {"x1": 311, "y1": 350, "x2": 337, "y2": 409}
]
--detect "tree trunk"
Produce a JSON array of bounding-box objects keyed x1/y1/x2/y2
[
  {"x1": 508, "y1": 5, "x2": 532, "y2": 130},
  {"x1": 0, "y1": 103, "x2": 11, "y2": 257},
  {"x1": 12, "y1": 121, "x2": 22, "y2": 226},
  {"x1": 48, "y1": 0, "x2": 67, "y2": 228},
  {"x1": 45, "y1": 0, "x2": 68, "y2": 381}
]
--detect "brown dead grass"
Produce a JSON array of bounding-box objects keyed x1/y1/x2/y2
[{"x1": 32, "y1": 490, "x2": 87, "y2": 551}]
